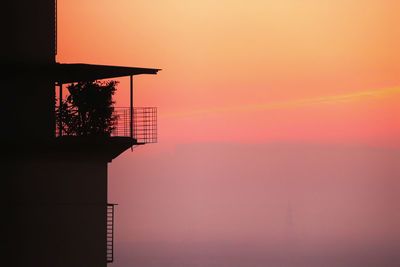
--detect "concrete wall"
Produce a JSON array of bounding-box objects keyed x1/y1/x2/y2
[
  {"x1": 0, "y1": 1, "x2": 56, "y2": 141},
  {"x1": 6, "y1": 157, "x2": 108, "y2": 267},
  {"x1": 0, "y1": 79, "x2": 56, "y2": 141},
  {"x1": 1, "y1": 0, "x2": 56, "y2": 64}
]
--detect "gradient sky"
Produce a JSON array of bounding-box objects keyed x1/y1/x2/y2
[
  {"x1": 58, "y1": 0, "x2": 400, "y2": 146},
  {"x1": 58, "y1": 1, "x2": 400, "y2": 266}
]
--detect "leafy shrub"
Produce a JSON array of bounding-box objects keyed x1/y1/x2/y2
[{"x1": 56, "y1": 80, "x2": 118, "y2": 136}]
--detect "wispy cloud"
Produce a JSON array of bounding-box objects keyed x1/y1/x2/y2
[{"x1": 162, "y1": 86, "x2": 400, "y2": 118}]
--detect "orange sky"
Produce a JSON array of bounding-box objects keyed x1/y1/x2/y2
[
  {"x1": 58, "y1": 0, "x2": 400, "y2": 147},
  {"x1": 58, "y1": 2, "x2": 400, "y2": 265}
]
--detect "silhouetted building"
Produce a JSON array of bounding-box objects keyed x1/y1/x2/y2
[{"x1": 3, "y1": 1, "x2": 159, "y2": 267}]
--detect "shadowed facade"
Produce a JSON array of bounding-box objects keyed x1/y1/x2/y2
[{"x1": 3, "y1": 1, "x2": 158, "y2": 266}]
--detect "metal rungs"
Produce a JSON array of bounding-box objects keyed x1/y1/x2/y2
[{"x1": 106, "y1": 204, "x2": 116, "y2": 263}]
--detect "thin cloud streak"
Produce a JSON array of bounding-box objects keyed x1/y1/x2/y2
[{"x1": 161, "y1": 86, "x2": 400, "y2": 119}]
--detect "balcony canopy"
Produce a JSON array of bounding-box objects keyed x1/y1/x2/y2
[
  {"x1": 4, "y1": 63, "x2": 160, "y2": 84},
  {"x1": 53, "y1": 63, "x2": 160, "y2": 84}
]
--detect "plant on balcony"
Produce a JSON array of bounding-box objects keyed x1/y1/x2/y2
[{"x1": 56, "y1": 80, "x2": 118, "y2": 136}]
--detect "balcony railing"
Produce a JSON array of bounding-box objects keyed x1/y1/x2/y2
[
  {"x1": 56, "y1": 107, "x2": 157, "y2": 144},
  {"x1": 113, "y1": 107, "x2": 157, "y2": 143}
]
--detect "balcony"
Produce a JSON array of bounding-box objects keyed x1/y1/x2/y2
[{"x1": 56, "y1": 107, "x2": 157, "y2": 145}]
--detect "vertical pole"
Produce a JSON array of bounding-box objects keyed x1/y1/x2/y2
[
  {"x1": 58, "y1": 83, "x2": 63, "y2": 136},
  {"x1": 130, "y1": 75, "x2": 133, "y2": 138},
  {"x1": 55, "y1": 0, "x2": 57, "y2": 56}
]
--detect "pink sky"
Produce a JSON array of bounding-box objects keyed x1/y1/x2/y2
[
  {"x1": 58, "y1": 1, "x2": 400, "y2": 265},
  {"x1": 58, "y1": 0, "x2": 400, "y2": 147}
]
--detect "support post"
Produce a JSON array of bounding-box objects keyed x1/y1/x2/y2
[
  {"x1": 130, "y1": 75, "x2": 133, "y2": 138},
  {"x1": 58, "y1": 83, "x2": 62, "y2": 136}
]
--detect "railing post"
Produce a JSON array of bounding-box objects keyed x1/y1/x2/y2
[
  {"x1": 130, "y1": 75, "x2": 133, "y2": 138},
  {"x1": 54, "y1": 0, "x2": 57, "y2": 56}
]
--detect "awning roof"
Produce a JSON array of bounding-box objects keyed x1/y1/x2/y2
[
  {"x1": 53, "y1": 63, "x2": 160, "y2": 84},
  {"x1": 4, "y1": 63, "x2": 160, "y2": 83}
]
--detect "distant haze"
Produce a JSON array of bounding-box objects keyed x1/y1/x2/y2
[{"x1": 109, "y1": 143, "x2": 400, "y2": 266}]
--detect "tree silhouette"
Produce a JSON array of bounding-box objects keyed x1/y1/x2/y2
[{"x1": 56, "y1": 80, "x2": 118, "y2": 136}]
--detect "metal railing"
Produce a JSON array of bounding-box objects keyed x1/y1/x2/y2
[
  {"x1": 133, "y1": 107, "x2": 157, "y2": 144},
  {"x1": 113, "y1": 107, "x2": 157, "y2": 143},
  {"x1": 107, "y1": 204, "x2": 116, "y2": 263},
  {"x1": 56, "y1": 107, "x2": 157, "y2": 144}
]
